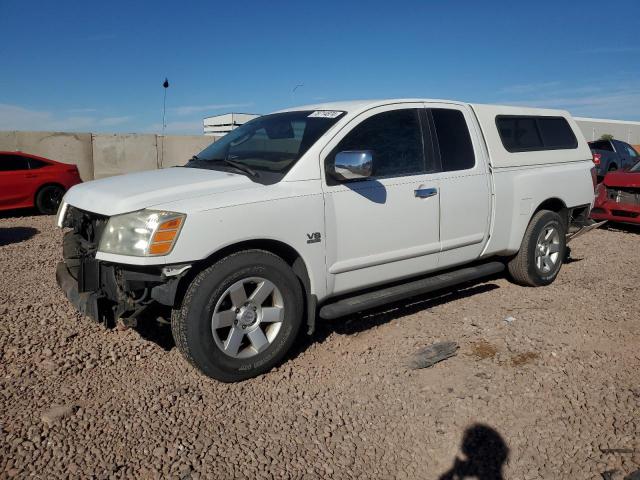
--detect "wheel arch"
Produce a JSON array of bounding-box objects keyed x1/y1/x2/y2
[
  {"x1": 533, "y1": 197, "x2": 568, "y2": 226},
  {"x1": 173, "y1": 238, "x2": 315, "y2": 331}
]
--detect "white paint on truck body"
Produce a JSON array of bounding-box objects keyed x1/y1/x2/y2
[{"x1": 61, "y1": 98, "x2": 594, "y2": 303}]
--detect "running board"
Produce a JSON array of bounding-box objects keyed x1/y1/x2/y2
[{"x1": 319, "y1": 261, "x2": 505, "y2": 320}]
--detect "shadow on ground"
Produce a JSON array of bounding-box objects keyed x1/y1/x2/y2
[
  {"x1": 604, "y1": 222, "x2": 640, "y2": 235},
  {"x1": 0, "y1": 227, "x2": 39, "y2": 246},
  {"x1": 131, "y1": 277, "x2": 501, "y2": 358},
  {"x1": 131, "y1": 307, "x2": 175, "y2": 351},
  {"x1": 439, "y1": 423, "x2": 509, "y2": 480},
  {"x1": 0, "y1": 208, "x2": 39, "y2": 219},
  {"x1": 289, "y1": 277, "x2": 501, "y2": 361}
]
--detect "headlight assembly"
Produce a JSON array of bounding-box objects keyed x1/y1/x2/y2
[{"x1": 98, "y1": 210, "x2": 186, "y2": 257}]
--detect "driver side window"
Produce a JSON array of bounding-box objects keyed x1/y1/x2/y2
[{"x1": 330, "y1": 109, "x2": 426, "y2": 179}]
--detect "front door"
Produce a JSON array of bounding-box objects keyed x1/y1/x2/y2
[{"x1": 321, "y1": 105, "x2": 441, "y2": 296}]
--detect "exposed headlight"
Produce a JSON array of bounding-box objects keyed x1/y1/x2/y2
[{"x1": 98, "y1": 210, "x2": 186, "y2": 257}]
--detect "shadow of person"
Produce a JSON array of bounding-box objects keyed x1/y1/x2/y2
[{"x1": 439, "y1": 424, "x2": 509, "y2": 480}]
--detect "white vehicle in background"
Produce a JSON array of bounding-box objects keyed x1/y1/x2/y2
[{"x1": 56, "y1": 99, "x2": 597, "y2": 382}]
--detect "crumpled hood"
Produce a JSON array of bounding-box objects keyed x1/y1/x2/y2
[
  {"x1": 63, "y1": 167, "x2": 260, "y2": 216},
  {"x1": 603, "y1": 171, "x2": 640, "y2": 189}
]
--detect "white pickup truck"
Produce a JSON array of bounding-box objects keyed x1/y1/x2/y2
[{"x1": 56, "y1": 99, "x2": 597, "y2": 382}]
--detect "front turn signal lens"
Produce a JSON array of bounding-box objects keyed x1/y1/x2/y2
[{"x1": 149, "y1": 216, "x2": 185, "y2": 255}]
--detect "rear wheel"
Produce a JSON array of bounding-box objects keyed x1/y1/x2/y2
[
  {"x1": 171, "y1": 250, "x2": 303, "y2": 382},
  {"x1": 35, "y1": 185, "x2": 64, "y2": 214},
  {"x1": 608, "y1": 164, "x2": 618, "y2": 172},
  {"x1": 508, "y1": 210, "x2": 566, "y2": 287}
]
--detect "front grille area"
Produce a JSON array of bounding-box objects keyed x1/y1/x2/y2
[
  {"x1": 606, "y1": 187, "x2": 640, "y2": 206},
  {"x1": 62, "y1": 206, "x2": 109, "y2": 280},
  {"x1": 62, "y1": 206, "x2": 109, "y2": 258}
]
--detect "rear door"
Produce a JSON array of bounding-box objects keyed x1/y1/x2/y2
[
  {"x1": 0, "y1": 154, "x2": 32, "y2": 208},
  {"x1": 424, "y1": 103, "x2": 491, "y2": 266}
]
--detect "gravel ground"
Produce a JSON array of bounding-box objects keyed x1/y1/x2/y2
[{"x1": 1, "y1": 214, "x2": 639, "y2": 479}]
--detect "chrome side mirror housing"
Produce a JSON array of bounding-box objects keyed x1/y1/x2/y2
[{"x1": 332, "y1": 150, "x2": 373, "y2": 181}]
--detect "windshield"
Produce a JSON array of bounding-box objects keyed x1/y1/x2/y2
[{"x1": 186, "y1": 110, "x2": 345, "y2": 182}]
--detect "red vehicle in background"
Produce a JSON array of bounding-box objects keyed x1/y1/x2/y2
[
  {"x1": 591, "y1": 159, "x2": 640, "y2": 225},
  {"x1": 0, "y1": 151, "x2": 82, "y2": 214}
]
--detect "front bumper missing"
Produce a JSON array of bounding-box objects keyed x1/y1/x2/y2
[
  {"x1": 56, "y1": 259, "x2": 190, "y2": 325},
  {"x1": 56, "y1": 262, "x2": 103, "y2": 322}
]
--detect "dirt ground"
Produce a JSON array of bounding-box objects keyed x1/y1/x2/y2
[{"x1": 1, "y1": 214, "x2": 639, "y2": 479}]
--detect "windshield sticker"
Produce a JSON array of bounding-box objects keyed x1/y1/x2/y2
[{"x1": 308, "y1": 111, "x2": 343, "y2": 119}]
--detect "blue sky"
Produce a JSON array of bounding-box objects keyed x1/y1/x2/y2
[{"x1": 1, "y1": 0, "x2": 639, "y2": 134}]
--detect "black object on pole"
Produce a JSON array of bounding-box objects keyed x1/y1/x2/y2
[
  {"x1": 162, "y1": 78, "x2": 170, "y2": 134},
  {"x1": 160, "y1": 78, "x2": 170, "y2": 168}
]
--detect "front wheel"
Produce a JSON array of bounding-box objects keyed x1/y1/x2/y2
[
  {"x1": 508, "y1": 210, "x2": 566, "y2": 287},
  {"x1": 171, "y1": 250, "x2": 303, "y2": 382}
]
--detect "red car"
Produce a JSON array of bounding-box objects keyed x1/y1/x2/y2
[
  {"x1": 0, "y1": 151, "x2": 82, "y2": 214},
  {"x1": 591, "y1": 159, "x2": 640, "y2": 224}
]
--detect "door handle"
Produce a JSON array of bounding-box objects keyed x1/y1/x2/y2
[{"x1": 414, "y1": 187, "x2": 438, "y2": 198}]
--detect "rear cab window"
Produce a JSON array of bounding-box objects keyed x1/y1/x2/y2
[
  {"x1": 429, "y1": 108, "x2": 475, "y2": 171},
  {"x1": 496, "y1": 116, "x2": 577, "y2": 152}
]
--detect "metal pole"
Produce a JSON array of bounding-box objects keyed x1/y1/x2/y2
[{"x1": 161, "y1": 78, "x2": 169, "y2": 168}]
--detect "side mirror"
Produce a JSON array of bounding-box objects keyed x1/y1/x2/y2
[{"x1": 332, "y1": 150, "x2": 373, "y2": 181}]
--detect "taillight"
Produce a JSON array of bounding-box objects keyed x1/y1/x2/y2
[{"x1": 592, "y1": 153, "x2": 601, "y2": 166}]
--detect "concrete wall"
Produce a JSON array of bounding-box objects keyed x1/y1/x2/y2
[
  {"x1": 159, "y1": 135, "x2": 213, "y2": 168},
  {"x1": 92, "y1": 134, "x2": 159, "y2": 179},
  {"x1": 575, "y1": 118, "x2": 640, "y2": 144},
  {"x1": 0, "y1": 131, "x2": 94, "y2": 180},
  {"x1": 0, "y1": 131, "x2": 217, "y2": 181}
]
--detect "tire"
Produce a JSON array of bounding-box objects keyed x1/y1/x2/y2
[
  {"x1": 171, "y1": 249, "x2": 304, "y2": 382},
  {"x1": 507, "y1": 210, "x2": 566, "y2": 287},
  {"x1": 35, "y1": 185, "x2": 65, "y2": 215},
  {"x1": 608, "y1": 164, "x2": 618, "y2": 172}
]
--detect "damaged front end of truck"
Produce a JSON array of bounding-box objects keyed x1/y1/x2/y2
[{"x1": 56, "y1": 205, "x2": 190, "y2": 327}]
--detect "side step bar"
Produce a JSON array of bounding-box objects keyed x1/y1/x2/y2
[{"x1": 319, "y1": 261, "x2": 505, "y2": 320}]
